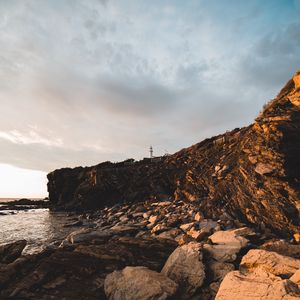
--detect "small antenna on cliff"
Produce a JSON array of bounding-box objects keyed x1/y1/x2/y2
[{"x1": 150, "y1": 146, "x2": 153, "y2": 158}]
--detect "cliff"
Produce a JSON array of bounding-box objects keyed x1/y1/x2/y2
[{"x1": 47, "y1": 72, "x2": 300, "y2": 236}]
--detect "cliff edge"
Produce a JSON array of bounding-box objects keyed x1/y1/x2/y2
[{"x1": 47, "y1": 72, "x2": 300, "y2": 236}]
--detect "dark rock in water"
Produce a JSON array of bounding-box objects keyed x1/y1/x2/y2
[
  {"x1": 0, "y1": 240, "x2": 27, "y2": 264},
  {"x1": 47, "y1": 73, "x2": 300, "y2": 236}
]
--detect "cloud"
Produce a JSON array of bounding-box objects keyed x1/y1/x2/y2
[{"x1": 0, "y1": 0, "x2": 299, "y2": 174}]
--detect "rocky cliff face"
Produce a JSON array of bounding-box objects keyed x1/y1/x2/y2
[{"x1": 47, "y1": 72, "x2": 300, "y2": 236}]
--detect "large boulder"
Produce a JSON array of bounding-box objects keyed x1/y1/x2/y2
[
  {"x1": 241, "y1": 249, "x2": 300, "y2": 277},
  {"x1": 0, "y1": 240, "x2": 27, "y2": 264},
  {"x1": 104, "y1": 266, "x2": 178, "y2": 300},
  {"x1": 216, "y1": 269, "x2": 300, "y2": 300},
  {"x1": 161, "y1": 242, "x2": 205, "y2": 298}
]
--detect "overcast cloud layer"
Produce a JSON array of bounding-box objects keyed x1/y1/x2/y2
[{"x1": 0, "y1": 0, "x2": 300, "y2": 172}]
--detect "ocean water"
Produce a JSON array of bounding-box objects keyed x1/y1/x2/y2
[{"x1": 0, "y1": 199, "x2": 82, "y2": 254}]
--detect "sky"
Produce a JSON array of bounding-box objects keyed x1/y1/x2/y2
[{"x1": 0, "y1": 0, "x2": 299, "y2": 197}]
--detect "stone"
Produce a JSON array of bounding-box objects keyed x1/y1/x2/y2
[
  {"x1": 0, "y1": 240, "x2": 27, "y2": 264},
  {"x1": 187, "y1": 227, "x2": 210, "y2": 241},
  {"x1": 157, "y1": 201, "x2": 172, "y2": 207},
  {"x1": 203, "y1": 244, "x2": 238, "y2": 262},
  {"x1": 290, "y1": 269, "x2": 300, "y2": 286},
  {"x1": 215, "y1": 269, "x2": 300, "y2": 300},
  {"x1": 240, "y1": 249, "x2": 300, "y2": 277},
  {"x1": 254, "y1": 163, "x2": 275, "y2": 175},
  {"x1": 194, "y1": 212, "x2": 203, "y2": 221},
  {"x1": 148, "y1": 215, "x2": 158, "y2": 224},
  {"x1": 180, "y1": 222, "x2": 194, "y2": 232},
  {"x1": 260, "y1": 240, "x2": 300, "y2": 258},
  {"x1": 65, "y1": 228, "x2": 112, "y2": 244},
  {"x1": 104, "y1": 266, "x2": 178, "y2": 300},
  {"x1": 161, "y1": 242, "x2": 205, "y2": 298},
  {"x1": 151, "y1": 224, "x2": 168, "y2": 234},
  {"x1": 209, "y1": 228, "x2": 250, "y2": 248},
  {"x1": 294, "y1": 233, "x2": 300, "y2": 243},
  {"x1": 208, "y1": 261, "x2": 235, "y2": 282},
  {"x1": 203, "y1": 228, "x2": 251, "y2": 262},
  {"x1": 176, "y1": 234, "x2": 193, "y2": 246},
  {"x1": 158, "y1": 228, "x2": 182, "y2": 240},
  {"x1": 199, "y1": 219, "x2": 218, "y2": 231}
]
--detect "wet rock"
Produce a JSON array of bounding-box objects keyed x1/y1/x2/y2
[
  {"x1": 104, "y1": 266, "x2": 178, "y2": 300},
  {"x1": 0, "y1": 240, "x2": 27, "y2": 264},
  {"x1": 161, "y1": 242, "x2": 205, "y2": 298},
  {"x1": 215, "y1": 269, "x2": 300, "y2": 300},
  {"x1": 240, "y1": 249, "x2": 300, "y2": 277}
]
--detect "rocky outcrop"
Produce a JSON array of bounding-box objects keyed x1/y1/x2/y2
[
  {"x1": 104, "y1": 266, "x2": 178, "y2": 300},
  {"x1": 47, "y1": 72, "x2": 300, "y2": 237}
]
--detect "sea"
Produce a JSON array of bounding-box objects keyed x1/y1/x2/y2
[{"x1": 0, "y1": 198, "x2": 82, "y2": 254}]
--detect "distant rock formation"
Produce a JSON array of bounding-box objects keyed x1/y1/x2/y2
[{"x1": 47, "y1": 72, "x2": 300, "y2": 236}]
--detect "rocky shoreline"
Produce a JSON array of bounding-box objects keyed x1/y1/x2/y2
[
  {"x1": 1, "y1": 199, "x2": 300, "y2": 299},
  {"x1": 1, "y1": 72, "x2": 299, "y2": 299}
]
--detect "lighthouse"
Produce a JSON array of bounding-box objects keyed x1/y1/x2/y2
[{"x1": 149, "y1": 146, "x2": 153, "y2": 158}]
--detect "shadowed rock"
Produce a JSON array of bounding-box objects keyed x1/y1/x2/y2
[{"x1": 0, "y1": 240, "x2": 27, "y2": 264}]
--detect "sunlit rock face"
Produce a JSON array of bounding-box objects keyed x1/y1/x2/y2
[{"x1": 47, "y1": 72, "x2": 300, "y2": 236}]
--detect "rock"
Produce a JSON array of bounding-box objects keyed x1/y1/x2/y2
[
  {"x1": 290, "y1": 269, "x2": 300, "y2": 286},
  {"x1": 208, "y1": 228, "x2": 251, "y2": 247},
  {"x1": 0, "y1": 240, "x2": 27, "y2": 264},
  {"x1": 187, "y1": 227, "x2": 210, "y2": 241},
  {"x1": 157, "y1": 201, "x2": 172, "y2": 207},
  {"x1": 203, "y1": 244, "x2": 238, "y2": 262},
  {"x1": 63, "y1": 220, "x2": 83, "y2": 227},
  {"x1": 199, "y1": 219, "x2": 219, "y2": 231},
  {"x1": 158, "y1": 228, "x2": 182, "y2": 240},
  {"x1": 161, "y1": 242, "x2": 205, "y2": 298},
  {"x1": 194, "y1": 212, "x2": 203, "y2": 221},
  {"x1": 240, "y1": 249, "x2": 300, "y2": 277},
  {"x1": 260, "y1": 240, "x2": 300, "y2": 258},
  {"x1": 148, "y1": 215, "x2": 158, "y2": 224},
  {"x1": 151, "y1": 224, "x2": 169, "y2": 234},
  {"x1": 216, "y1": 269, "x2": 300, "y2": 300},
  {"x1": 110, "y1": 225, "x2": 141, "y2": 236},
  {"x1": 203, "y1": 228, "x2": 252, "y2": 262},
  {"x1": 180, "y1": 222, "x2": 194, "y2": 232},
  {"x1": 176, "y1": 234, "x2": 194, "y2": 246},
  {"x1": 104, "y1": 266, "x2": 178, "y2": 300},
  {"x1": 208, "y1": 261, "x2": 235, "y2": 282},
  {"x1": 65, "y1": 228, "x2": 113, "y2": 244},
  {"x1": 294, "y1": 233, "x2": 300, "y2": 243},
  {"x1": 293, "y1": 72, "x2": 300, "y2": 89},
  {"x1": 254, "y1": 163, "x2": 275, "y2": 175}
]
